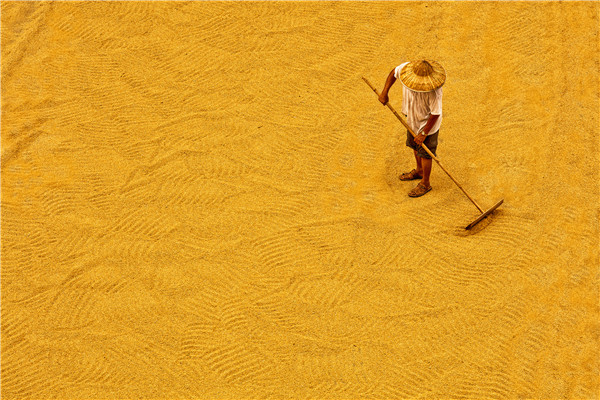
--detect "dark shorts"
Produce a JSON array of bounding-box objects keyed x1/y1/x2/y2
[{"x1": 406, "y1": 130, "x2": 439, "y2": 159}]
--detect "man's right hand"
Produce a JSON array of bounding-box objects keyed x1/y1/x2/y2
[{"x1": 378, "y1": 93, "x2": 389, "y2": 105}]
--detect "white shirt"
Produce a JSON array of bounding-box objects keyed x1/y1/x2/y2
[{"x1": 394, "y1": 62, "x2": 443, "y2": 136}]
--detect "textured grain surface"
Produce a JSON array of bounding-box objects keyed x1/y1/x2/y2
[{"x1": 1, "y1": 2, "x2": 598, "y2": 399}]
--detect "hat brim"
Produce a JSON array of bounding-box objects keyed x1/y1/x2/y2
[{"x1": 400, "y1": 60, "x2": 446, "y2": 92}]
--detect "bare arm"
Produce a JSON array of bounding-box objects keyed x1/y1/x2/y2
[
  {"x1": 414, "y1": 114, "x2": 440, "y2": 145},
  {"x1": 422, "y1": 114, "x2": 439, "y2": 135},
  {"x1": 378, "y1": 69, "x2": 397, "y2": 105}
]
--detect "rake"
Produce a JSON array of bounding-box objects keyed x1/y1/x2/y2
[{"x1": 362, "y1": 77, "x2": 503, "y2": 230}]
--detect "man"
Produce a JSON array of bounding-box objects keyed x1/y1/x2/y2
[{"x1": 378, "y1": 59, "x2": 446, "y2": 197}]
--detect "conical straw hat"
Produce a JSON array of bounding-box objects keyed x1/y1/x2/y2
[{"x1": 399, "y1": 59, "x2": 446, "y2": 92}]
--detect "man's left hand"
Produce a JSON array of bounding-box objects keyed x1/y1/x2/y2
[{"x1": 414, "y1": 132, "x2": 427, "y2": 146}]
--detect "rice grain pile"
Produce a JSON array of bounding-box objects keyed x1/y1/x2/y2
[{"x1": 1, "y1": 2, "x2": 598, "y2": 398}]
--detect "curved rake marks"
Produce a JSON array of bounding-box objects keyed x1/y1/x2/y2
[
  {"x1": 120, "y1": 150, "x2": 200, "y2": 193},
  {"x1": 51, "y1": 334, "x2": 176, "y2": 393},
  {"x1": 180, "y1": 320, "x2": 218, "y2": 360},
  {"x1": 219, "y1": 298, "x2": 255, "y2": 335},
  {"x1": 6, "y1": 286, "x2": 55, "y2": 310},
  {"x1": 227, "y1": 192, "x2": 313, "y2": 229},
  {"x1": 369, "y1": 233, "x2": 422, "y2": 274},
  {"x1": 119, "y1": 135, "x2": 165, "y2": 163},
  {"x1": 37, "y1": 184, "x2": 86, "y2": 217},
  {"x1": 509, "y1": 322, "x2": 549, "y2": 395},
  {"x1": 253, "y1": 293, "x2": 310, "y2": 335},
  {"x1": 440, "y1": 300, "x2": 532, "y2": 398},
  {"x1": 1, "y1": 346, "x2": 56, "y2": 399},
  {"x1": 98, "y1": 235, "x2": 161, "y2": 268},
  {"x1": 1, "y1": 3, "x2": 50, "y2": 78},
  {"x1": 12, "y1": 220, "x2": 55, "y2": 265},
  {"x1": 184, "y1": 151, "x2": 254, "y2": 181},
  {"x1": 57, "y1": 353, "x2": 130, "y2": 389},
  {"x1": 480, "y1": 101, "x2": 526, "y2": 137},
  {"x1": 3, "y1": 2, "x2": 591, "y2": 399},
  {"x1": 386, "y1": 359, "x2": 445, "y2": 398},
  {"x1": 200, "y1": 343, "x2": 276, "y2": 387},
  {"x1": 251, "y1": 230, "x2": 315, "y2": 273},
  {"x1": 51, "y1": 228, "x2": 93, "y2": 266},
  {"x1": 249, "y1": 217, "x2": 358, "y2": 274},
  {"x1": 408, "y1": 197, "x2": 467, "y2": 231},
  {"x1": 107, "y1": 206, "x2": 179, "y2": 241},
  {"x1": 446, "y1": 368, "x2": 511, "y2": 399},
  {"x1": 288, "y1": 268, "x2": 361, "y2": 311},
  {"x1": 86, "y1": 188, "x2": 119, "y2": 214},
  {"x1": 59, "y1": 266, "x2": 130, "y2": 297},
  {"x1": 294, "y1": 218, "x2": 356, "y2": 254},
  {"x1": 1, "y1": 310, "x2": 31, "y2": 351},
  {"x1": 173, "y1": 187, "x2": 244, "y2": 218},
  {"x1": 175, "y1": 285, "x2": 227, "y2": 324},
  {"x1": 310, "y1": 380, "x2": 377, "y2": 399},
  {"x1": 47, "y1": 288, "x2": 98, "y2": 331},
  {"x1": 421, "y1": 255, "x2": 504, "y2": 300},
  {"x1": 298, "y1": 345, "x2": 385, "y2": 398},
  {"x1": 1, "y1": 130, "x2": 42, "y2": 170},
  {"x1": 491, "y1": 6, "x2": 545, "y2": 63}
]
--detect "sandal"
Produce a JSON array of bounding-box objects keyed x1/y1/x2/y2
[
  {"x1": 399, "y1": 169, "x2": 423, "y2": 181},
  {"x1": 408, "y1": 183, "x2": 432, "y2": 197}
]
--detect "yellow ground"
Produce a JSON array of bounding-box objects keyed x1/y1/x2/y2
[{"x1": 1, "y1": 1, "x2": 598, "y2": 399}]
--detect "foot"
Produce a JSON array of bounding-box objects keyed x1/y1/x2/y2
[
  {"x1": 399, "y1": 169, "x2": 423, "y2": 181},
  {"x1": 408, "y1": 182, "x2": 432, "y2": 197}
]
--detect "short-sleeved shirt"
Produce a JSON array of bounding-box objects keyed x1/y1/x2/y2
[{"x1": 394, "y1": 62, "x2": 443, "y2": 136}]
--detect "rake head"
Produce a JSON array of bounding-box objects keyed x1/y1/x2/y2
[{"x1": 465, "y1": 199, "x2": 504, "y2": 230}]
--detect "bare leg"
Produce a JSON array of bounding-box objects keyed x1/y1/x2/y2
[
  {"x1": 414, "y1": 150, "x2": 423, "y2": 175},
  {"x1": 420, "y1": 156, "x2": 432, "y2": 187}
]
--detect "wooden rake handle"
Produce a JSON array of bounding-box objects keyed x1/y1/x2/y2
[
  {"x1": 362, "y1": 77, "x2": 484, "y2": 213},
  {"x1": 362, "y1": 77, "x2": 437, "y2": 159}
]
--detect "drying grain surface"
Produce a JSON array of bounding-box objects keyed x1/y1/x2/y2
[{"x1": 1, "y1": 1, "x2": 598, "y2": 398}]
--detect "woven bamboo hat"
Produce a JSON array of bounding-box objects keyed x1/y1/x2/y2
[{"x1": 399, "y1": 59, "x2": 446, "y2": 92}]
